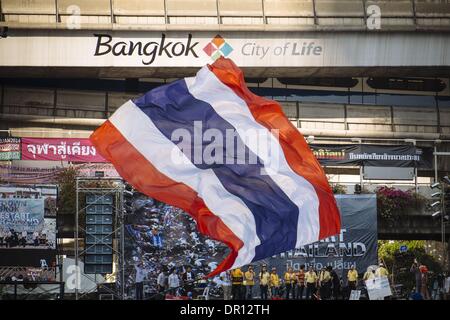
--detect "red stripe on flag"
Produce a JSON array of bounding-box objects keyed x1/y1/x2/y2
[
  {"x1": 90, "y1": 120, "x2": 243, "y2": 277},
  {"x1": 209, "y1": 58, "x2": 340, "y2": 239}
]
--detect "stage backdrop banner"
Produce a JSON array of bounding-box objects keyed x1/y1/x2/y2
[
  {"x1": 264, "y1": 194, "x2": 378, "y2": 281},
  {"x1": 0, "y1": 164, "x2": 63, "y2": 184},
  {"x1": 0, "y1": 137, "x2": 21, "y2": 160},
  {"x1": 310, "y1": 144, "x2": 433, "y2": 169},
  {"x1": 21, "y1": 138, "x2": 107, "y2": 162},
  {"x1": 0, "y1": 198, "x2": 45, "y2": 233}
]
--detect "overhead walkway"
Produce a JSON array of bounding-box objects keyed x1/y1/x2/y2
[{"x1": 0, "y1": 0, "x2": 449, "y2": 31}]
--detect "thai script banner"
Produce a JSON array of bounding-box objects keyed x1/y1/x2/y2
[
  {"x1": 310, "y1": 144, "x2": 433, "y2": 169},
  {"x1": 0, "y1": 164, "x2": 63, "y2": 184},
  {"x1": 0, "y1": 137, "x2": 21, "y2": 160},
  {"x1": 0, "y1": 163, "x2": 119, "y2": 184},
  {"x1": 21, "y1": 138, "x2": 107, "y2": 162}
]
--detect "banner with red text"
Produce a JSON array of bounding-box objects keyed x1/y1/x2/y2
[{"x1": 21, "y1": 138, "x2": 107, "y2": 162}]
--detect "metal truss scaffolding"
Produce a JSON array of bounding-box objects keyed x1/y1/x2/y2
[{"x1": 74, "y1": 177, "x2": 125, "y2": 300}]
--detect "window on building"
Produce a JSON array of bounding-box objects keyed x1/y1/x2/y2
[
  {"x1": 367, "y1": 78, "x2": 446, "y2": 92},
  {"x1": 277, "y1": 78, "x2": 358, "y2": 88}
]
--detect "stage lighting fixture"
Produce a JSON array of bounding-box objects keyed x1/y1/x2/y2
[
  {"x1": 442, "y1": 176, "x2": 450, "y2": 184},
  {"x1": 431, "y1": 191, "x2": 442, "y2": 198},
  {"x1": 123, "y1": 189, "x2": 133, "y2": 197},
  {"x1": 432, "y1": 211, "x2": 441, "y2": 218},
  {"x1": 430, "y1": 201, "x2": 441, "y2": 208},
  {"x1": 431, "y1": 182, "x2": 441, "y2": 189}
]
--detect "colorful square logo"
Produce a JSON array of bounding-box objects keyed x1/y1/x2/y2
[{"x1": 203, "y1": 34, "x2": 233, "y2": 61}]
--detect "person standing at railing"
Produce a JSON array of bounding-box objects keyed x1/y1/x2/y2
[
  {"x1": 182, "y1": 266, "x2": 196, "y2": 296},
  {"x1": 244, "y1": 265, "x2": 255, "y2": 300},
  {"x1": 157, "y1": 269, "x2": 167, "y2": 294},
  {"x1": 259, "y1": 265, "x2": 270, "y2": 300},
  {"x1": 330, "y1": 266, "x2": 341, "y2": 300},
  {"x1": 19, "y1": 230, "x2": 27, "y2": 247},
  {"x1": 220, "y1": 270, "x2": 232, "y2": 300},
  {"x1": 363, "y1": 267, "x2": 376, "y2": 282},
  {"x1": 284, "y1": 266, "x2": 296, "y2": 299},
  {"x1": 305, "y1": 266, "x2": 318, "y2": 300},
  {"x1": 135, "y1": 261, "x2": 147, "y2": 300},
  {"x1": 33, "y1": 231, "x2": 39, "y2": 247},
  {"x1": 347, "y1": 265, "x2": 358, "y2": 299},
  {"x1": 419, "y1": 265, "x2": 431, "y2": 300},
  {"x1": 319, "y1": 267, "x2": 332, "y2": 300},
  {"x1": 0, "y1": 229, "x2": 4, "y2": 247},
  {"x1": 296, "y1": 265, "x2": 306, "y2": 299},
  {"x1": 410, "y1": 259, "x2": 422, "y2": 294},
  {"x1": 375, "y1": 263, "x2": 389, "y2": 277},
  {"x1": 269, "y1": 267, "x2": 280, "y2": 298},
  {"x1": 231, "y1": 267, "x2": 244, "y2": 300},
  {"x1": 168, "y1": 268, "x2": 180, "y2": 296}
]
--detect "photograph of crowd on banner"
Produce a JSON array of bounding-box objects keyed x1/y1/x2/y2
[
  {"x1": 122, "y1": 190, "x2": 227, "y2": 300},
  {"x1": 0, "y1": 187, "x2": 57, "y2": 250},
  {"x1": 119, "y1": 191, "x2": 380, "y2": 300}
]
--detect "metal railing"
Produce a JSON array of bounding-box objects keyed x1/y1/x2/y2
[{"x1": 1, "y1": 83, "x2": 448, "y2": 140}]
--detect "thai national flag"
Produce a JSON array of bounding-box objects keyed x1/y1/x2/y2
[{"x1": 90, "y1": 58, "x2": 340, "y2": 277}]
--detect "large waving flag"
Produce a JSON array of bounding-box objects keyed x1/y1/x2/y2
[{"x1": 90, "y1": 58, "x2": 340, "y2": 277}]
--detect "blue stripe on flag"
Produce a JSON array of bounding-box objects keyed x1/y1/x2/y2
[{"x1": 133, "y1": 80, "x2": 299, "y2": 261}]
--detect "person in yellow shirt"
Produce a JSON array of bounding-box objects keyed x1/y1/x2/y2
[
  {"x1": 375, "y1": 263, "x2": 389, "y2": 277},
  {"x1": 231, "y1": 267, "x2": 244, "y2": 300},
  {"x1": 284, "y1": 266, "x2": 296, "y2": 299},
  {"x1": 258, "y1": 264, "x2": 270, "y2": 300},
  {"x1": 363, "y1": 267, "x2": 376, "y2": 282},
  {"x1": 244, "y1": 265, "x2": 255, "y2": 300},
  {"x1": 305, "y1": 266, "x2": 318, "y2": 300},
  {"x1": 269, "y1": 267, "x2": 280, "y2": 298},
  {"x1": 347, "y1": 265, "x2": 358, "y2": 299}
]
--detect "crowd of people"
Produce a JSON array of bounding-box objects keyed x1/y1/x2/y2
[
  {"x1": 0, "y1": 228, "x2": 48, "y2": 248},
  {"x1": 136, "y1": 262, "x2": 346, "y2": 300},
  {"x1": 216, "y1": 263, "x2": 392, "y2": 300},
  {"x1": 219, "y1": 264, "x2": 339, "y2": 300},
  {"x1": 122, "y1": 190, "x2": 448, "y2": 301},
  {"x1": 223, "y1": 265, "x2": 328, "y2": 300},
  {"x1": 131, "y1": 259, "x2": 450, "y2": 301},
  {"x1": 124, "y1": 191, "x2": 227, "y2": 300}
]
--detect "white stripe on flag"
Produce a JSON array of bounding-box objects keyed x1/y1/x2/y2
[
  {"x1": 109, "y1": 100, "x2": 259, "y2": 267},
  {"x1": 185, "y1": 67, "x2": 321, "y2": 247}
]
